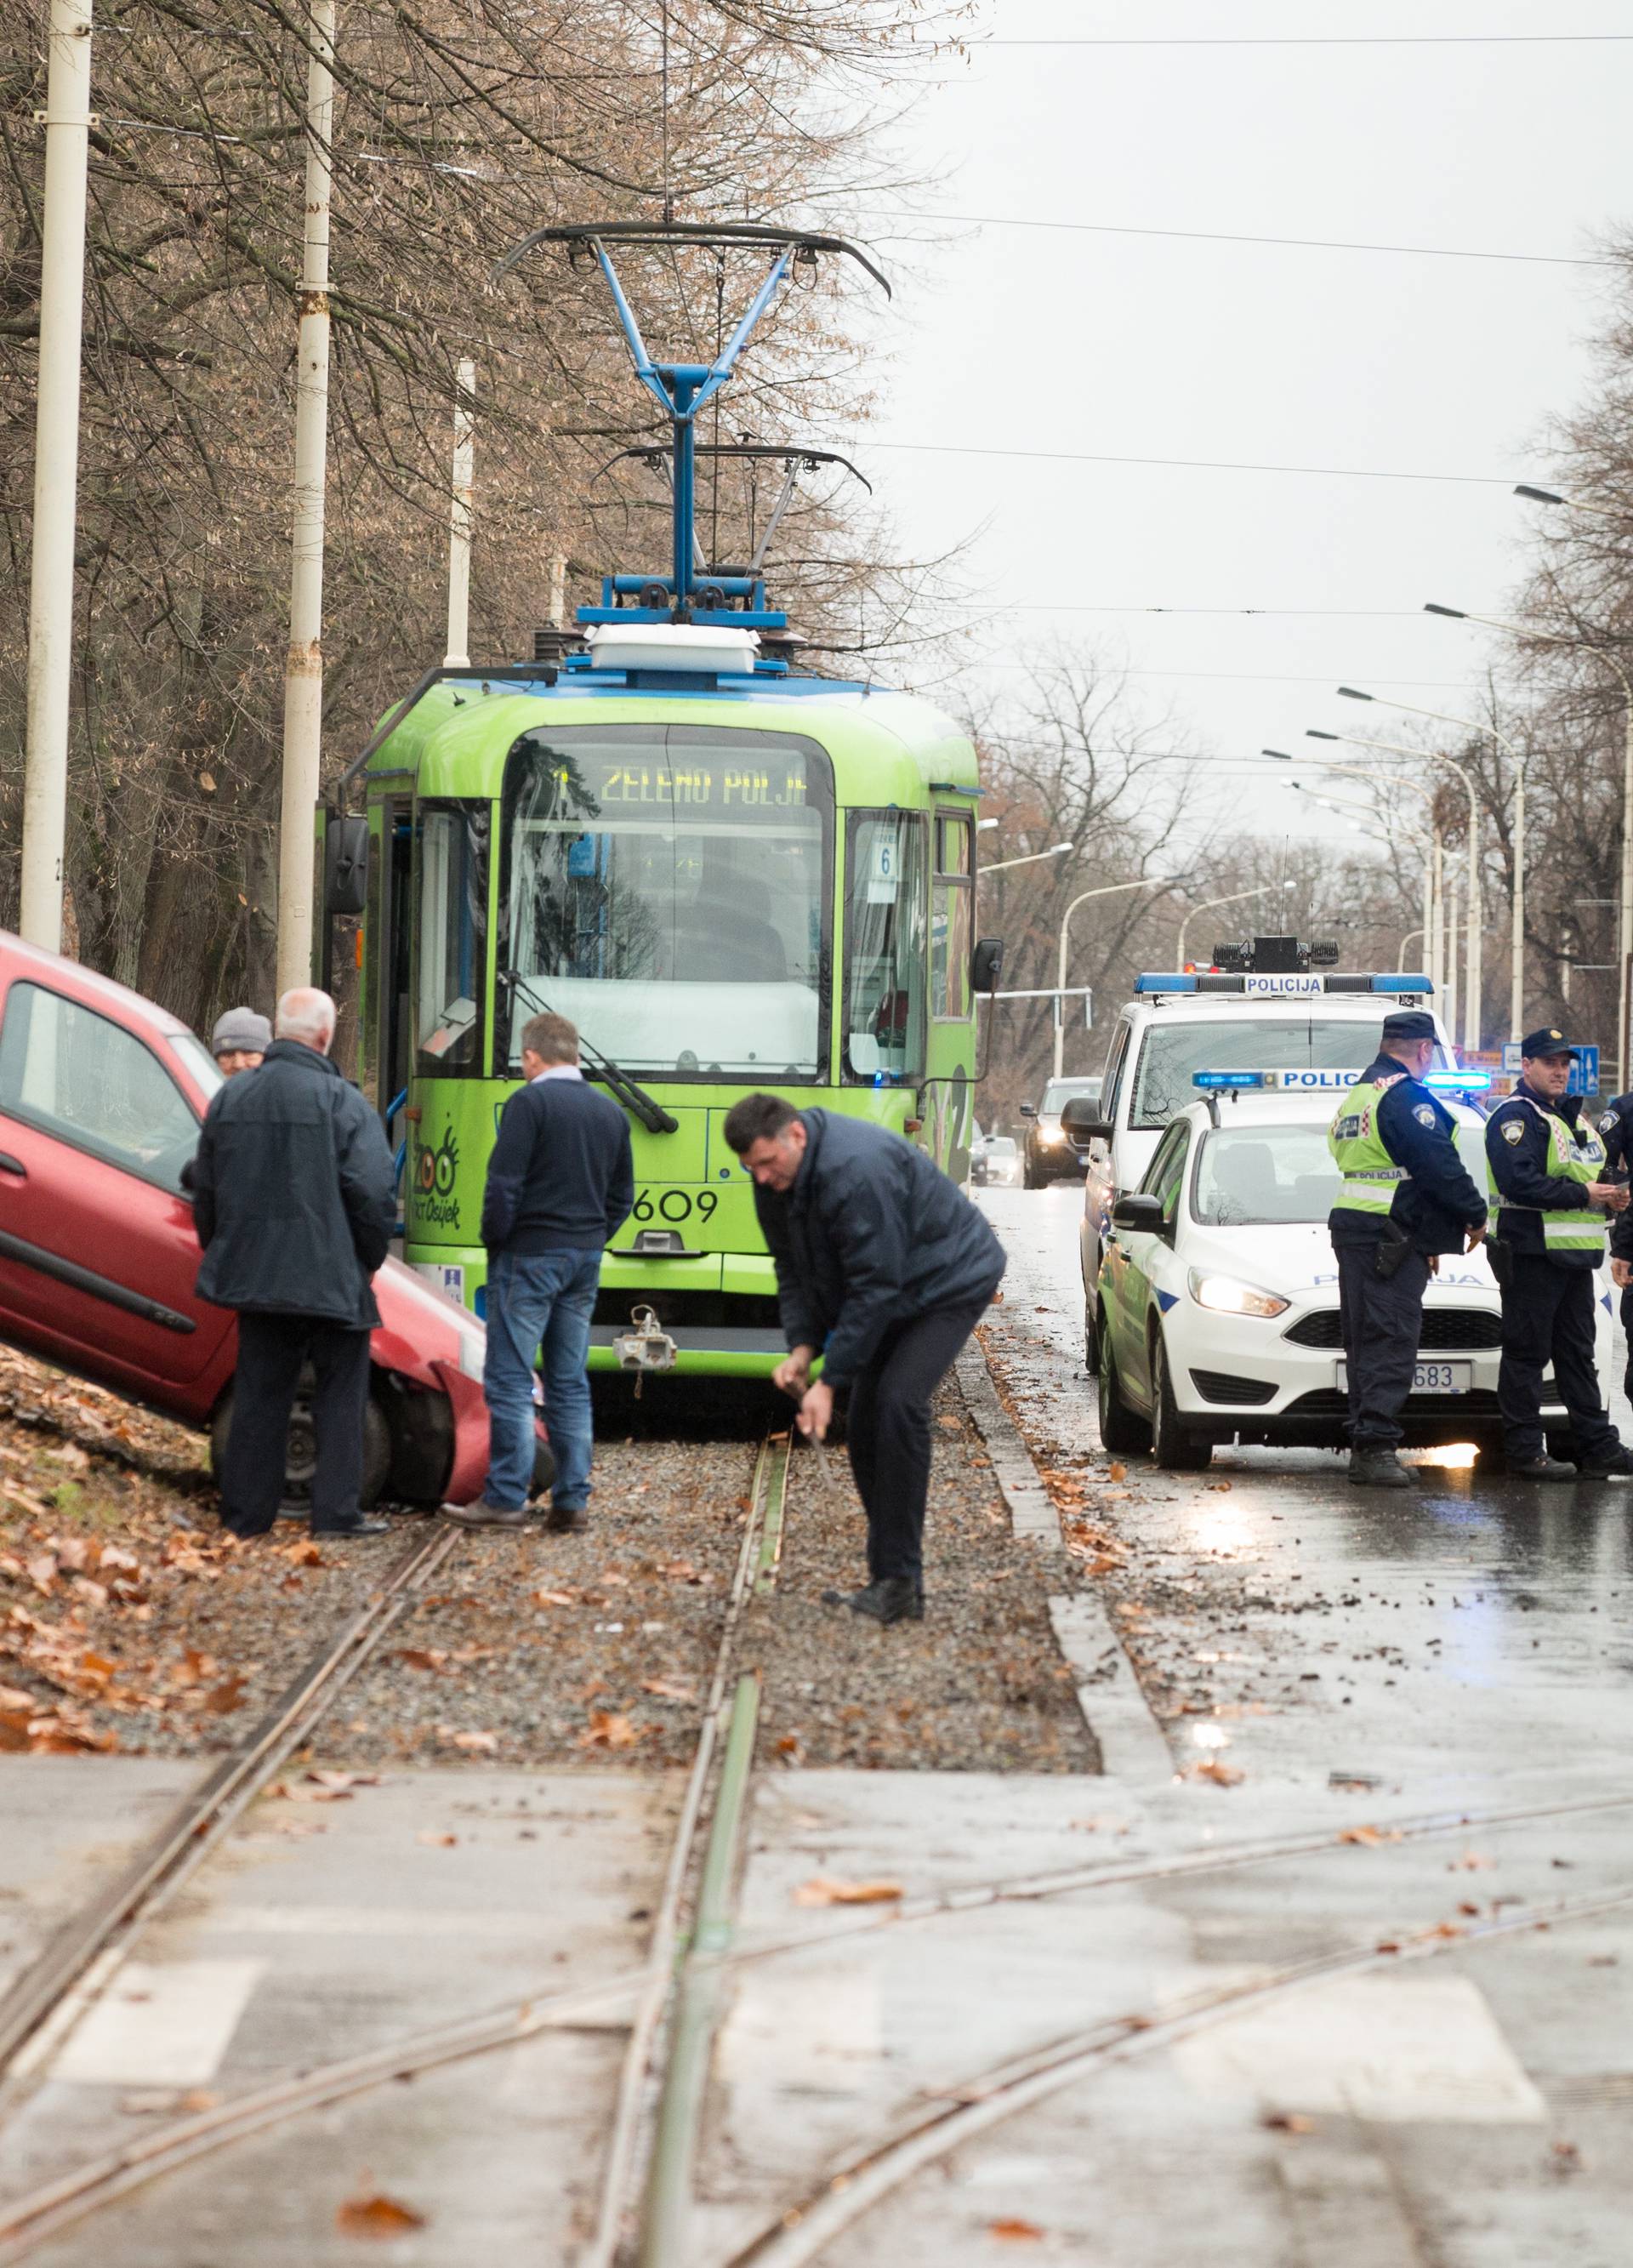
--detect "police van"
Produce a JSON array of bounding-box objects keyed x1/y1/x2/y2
[{"x1": 1066, "y1": 941, "x2": 1454, "y2": 1364}]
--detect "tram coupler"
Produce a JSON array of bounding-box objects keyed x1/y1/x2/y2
[{"x1": 613, "y1": 1305, "x2": 678, "y2": 1397}]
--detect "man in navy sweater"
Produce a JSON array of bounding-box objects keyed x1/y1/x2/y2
[{"x1": 447, "y1": 1011, "x2": 634, "y2": 1532}]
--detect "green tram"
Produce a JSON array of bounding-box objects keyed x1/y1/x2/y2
[
  {"x1": 329, "y1": 219, "x2": 1001, "y2": 1374},
  {"x1": 351, "y1": 658, "x2": 989, "y2": 1374}
]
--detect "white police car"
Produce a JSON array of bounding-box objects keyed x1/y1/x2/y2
[
  {"x1": 1089, "y1": 1068, "x2": 1604, "y2": 1469},
  {"x1": 1068, "y1": 964, "x2": 1454, "y2": 1323}
]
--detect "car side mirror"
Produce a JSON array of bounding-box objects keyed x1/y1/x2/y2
[
  {"x1": 1019, "y1": 1101, "x2": 1036, "y2": 1119},
  {"x1": 1061, "y1": 1099, "x2": 1112, "y2": 1143},
  {"x1": 325, "y1": 814, "x2": 370, "y2": 918},
  {"x1": 1111, "y1": 1194, "x2": 1165, "y2": 1233},
  {"x1": 971, "y1": 936, "x2": 1004, "y2": 994}
]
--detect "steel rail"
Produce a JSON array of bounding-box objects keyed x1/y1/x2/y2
[
  {"x1": 583, "y1": 1431, "x2": 790, "y2": 2268},
  {"x1": 0, "y1": 1775, "x2": 1621, "y2": 2256},
  {"x1": 0, "y1": 1520, "x2": 458, "y2": 2082},
  {"x1": 724, "y1": 1877, "x2": 1633, "y2": 2268}
]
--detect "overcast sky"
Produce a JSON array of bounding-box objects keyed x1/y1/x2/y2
[{"x1": 845, "y1": 0, "x2": 1631, "y2": 852}]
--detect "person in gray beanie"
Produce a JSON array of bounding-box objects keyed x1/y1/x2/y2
[{"x1": 211, "y1": 1008, "x2": 271, "y2": 1078}]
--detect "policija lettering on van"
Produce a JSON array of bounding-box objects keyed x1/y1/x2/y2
[{"x1": 413, "y1": 1126, "x2": 462, "y2": 1229}]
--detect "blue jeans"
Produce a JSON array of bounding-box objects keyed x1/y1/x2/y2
[{"x1": 483, "y1": 1246, "x2": 602, "y2": 1512}]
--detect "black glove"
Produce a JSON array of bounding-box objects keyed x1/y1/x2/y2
[{"x1": 1486, "y1": 1234, "x2": 1512, "y2": 1291}]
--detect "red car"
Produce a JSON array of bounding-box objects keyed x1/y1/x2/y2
[{"x1": 0, "y1": 932, "x2": 538, "y2": 1510}]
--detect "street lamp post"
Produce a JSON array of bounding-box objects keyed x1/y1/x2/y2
[
  {"x1": 980, "y1": 842, "x2": 1074, "y2": 879},
  {"x1": 1054, "y1": 875, "x2": 1178, "y2": 1080},
  {"x1": 1427, "y1": 590, "x2": 1633, "y2": 1083},
  {"x1": 1311, "y1": 721, "x2": 1482, "y2": 1051},
  {"x1": 1263, "y1": 750, "x2": 1442, "y2": 996},
  {"x1": 1175, "y1": 883, "x2": 1280, "y2": 969},
  {"x1": 1289, "y1": 782, "x2": 1439, "y2": 993}
]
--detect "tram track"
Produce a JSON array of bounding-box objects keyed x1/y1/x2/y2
[
  {"x1": 0, "y1": 1518, "x2": 460, "y2": 2092},
  {"x1": 1, "y1": 1758, "x2": 1626, "y2": 2261}
]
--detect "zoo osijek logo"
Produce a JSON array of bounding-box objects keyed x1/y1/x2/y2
[{"x1": 413, "y1": 1125, "x2": 461, "y2": 1229}]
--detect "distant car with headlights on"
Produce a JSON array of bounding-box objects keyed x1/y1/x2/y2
[
  {"x1": 1089, "y1": 1070, "x2": 1602, "y2": 1470},
  {"x1": 1021, "y1": 1076, "x2": 1101, "y2": 1188},
  {"x1": 977, "y1": 1134, "x2": 1021, "y2": 1188}
]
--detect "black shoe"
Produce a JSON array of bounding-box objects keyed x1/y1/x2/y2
[
  {"x1": 822, "y1": 1577, "x2": 924, "y2": 1625},
  {"x1": 312, "y1": 1513, "x2": 393, "y2": 1536},
  {"x1": 1574, "y1": 1447, "x2": 1633, "y2": 1480},
  {"x1": 544, "y1": 1504, "x2": 588, "y2": 1533},
  {"x1": 441, "y1": 1501, "x2": 527, "y2": 1530},
  {"x1": 1347, "y1": 1450, "x2": 1411, "y2": 1490},
  {"x1": 1505, "y1": 1456, "x2": 1579, "y2": 1482}
]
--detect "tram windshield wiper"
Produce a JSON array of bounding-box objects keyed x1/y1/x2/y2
[{"x1": 500, "y1": 970, "x2": 679, "y2": 1134}]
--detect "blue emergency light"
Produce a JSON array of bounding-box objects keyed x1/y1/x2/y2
[
  {"x1": 1425, "y1": 1070, "x2": 1492, "y2": 1091},
  {"x1": 1192, "y1": 1070, "x2": 1266, "y2": 1089}
]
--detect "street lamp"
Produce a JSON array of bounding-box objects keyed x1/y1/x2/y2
[
  {"x1": 1429, "y1": 582, "x2": 1633, "y2": 1084},
  {"x1": 980, "y1": 841, "x2": 1074, "y2": 878},
  {"x1": 1055, "y1": 875, "x2": 1179, "y2": 1079},
  {"x1": 1175, "y1": 883, "x2": 1283, "y2": 970},
  {"x1": 1317, "y1": 710, "x2": 1483, "y2": 1051},
  {"x1": 1263, "y1": 750, "x2": 1442, "y2": 999}
]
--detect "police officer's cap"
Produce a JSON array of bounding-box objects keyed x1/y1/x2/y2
[
  {"x1": 1520, "y1": 1027, "x2": 1579, "y2": 1062},
  {"x1": 1380, "y1": 1009, "x2": 1437, "y2": 1043}
]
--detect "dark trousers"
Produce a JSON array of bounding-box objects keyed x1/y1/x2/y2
[
  {"x1": 1336, "y1": 1244, "x2": 1430, "y2": 1451},
  {"x1": 845, "y1": 1301, "x2": 987, "y2": 1586},
  {"x1": 1620, "y1": 1285, "x2": 1633, "y2": 1403},
  {"x1": 222, "y1": 1314, "x2": 372, "y2": 1536},
  {"x1": 1499, "y1": 1257, "x2": 1619, "y2": 1465}
]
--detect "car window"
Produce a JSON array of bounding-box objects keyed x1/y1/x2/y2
[
  {"x1": 1040, "y1": 1077, "x2": 1101, "y2": 1114},
  {"x1": 1129, "y1": 1017, "x2": 1449, "y2": 1131},
  {"x1": 1192, "y1": 1124, "x2": 1340, "y2": 1226},
  {"x1": 1100, "y1": 1023, "x2": 1133, "y2": 1124},
  {"x1": 0, "y1": 982, "x2": 202, "y2": 1194},
  {"x1": 1139, "y1": 1120, "x2": 1191, "y2": 1220}
]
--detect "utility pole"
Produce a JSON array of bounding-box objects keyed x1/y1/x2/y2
[
  {"x1": 276, "y1": 0, "x2": 337, "y2": 998},
  {"x1": 20, "y1": 0, "x2": 94, "y2": 952},
  {"x1": 443, "y1": 360, "x2": 475, "y2": 668}
]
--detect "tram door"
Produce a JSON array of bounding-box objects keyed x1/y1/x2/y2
[{"x1": 364, "y1": 793, "x2": 414, "y2": 1120}]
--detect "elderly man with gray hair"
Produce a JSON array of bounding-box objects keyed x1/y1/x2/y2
[{"x1": 192, "y1": 988, "x2": 397, "y2": 1538}]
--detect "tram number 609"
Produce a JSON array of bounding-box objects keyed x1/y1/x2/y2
[{"x1": 630, "y1": 1188, "x2": 718, "y2": 1225}]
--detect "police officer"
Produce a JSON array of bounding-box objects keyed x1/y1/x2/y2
[
  {"x1": 1485, "y1": 1029, "x2": 1632, "y2": 1479},
  {"x1": 1593, "y1": 1085, "x2": 1633, "y2": 1399},
  {"x1": 1328, "y1": 1010, "x2": 1488, "y2": 1488}
]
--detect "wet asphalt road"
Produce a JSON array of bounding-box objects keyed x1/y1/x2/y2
[{"x1": 978, "y1": 1182, "x2": 1633, "y2": 1797}]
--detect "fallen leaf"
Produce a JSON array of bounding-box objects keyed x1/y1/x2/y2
[
  {"x1": 203, "y1": 1678, "x2": 248, "y2": 1715},
  {"x1": 396, "y1": 1649, "x2": 448, "y2": 1673},
  {"x1": 1337, "y1": 1825, "x2": 1402, "y2": 1847},
  {"x1": 277, "y1": 1538, "x2": 325, "y2": 1567},
  {"x1": 1263, "y1": 2111, "x2": 1317, "y2": 2134},
  {"x1": 640, "y1": 1678, "x2": 697, "y2": 1702},
  {"x1": 24, "y1": 1553, "x2": 58, "y2": 1594},
  {"x1": 987, "y1": 2220, "x2": 1044, "y2": 2242},
  {"x1": 532, "y1": 1589, "x2": 577, "y2": 1607},
  {"x1": 1551, "y1": 2140, "x2": 1583, "y2": 2171},
  {"x1": 1450, "y1": 1850, "x2": 1494, "y2": 1871},
  {"x1": 1205, "y1": 1479, "x2": 1232, "y2": 1492},
  {"x1": 416, "y1": 1830, "x2": 458, "y2": 1847},
  {"x1": 1375, "y1": 1939, "x2": 1402, "y2": 1954},
  {"x1": 450, "y1": 1729, "x2": 498, "y2": 1753},
  {"x1": 1458, "y1": 1900, "x2": 1481, "y2": 1917},
  {"x1": 793, "y1": 1876, "x2": 903, "y2": 1907},
  {"x1": 936, "y1": 1414, "x2": 961, "y2": 1432},
  {"x1": 1107, "y1": 1462, "x2": 1127, "y2": 1482},
  {"x1": 577, "y1": 1711, "x2": 641, "y2": 1750},
  {"x1": 1185, "y1": 1759, "x2": 1245, "y2": 1787},
  {"x1": 774, "y1": 1733, "x2": 801, "y2": 1755},
  {"x1": 335, "y1": 2191, "x2": 426, "y2": 2238}
]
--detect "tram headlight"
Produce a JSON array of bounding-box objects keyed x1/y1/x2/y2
[{"x1": 1186, "y1": 1268, "x2": 1289, "y2": 1319}]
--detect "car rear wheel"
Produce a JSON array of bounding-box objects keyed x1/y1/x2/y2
[
  {"x1": 211, "y1": 1371, "x2": 394, "y2": 1516},
  {"x1": 1096, "y1": 1308, "x2": 1151, "y2": 1454},
  {"x1": 1150, "y1": 1331, "x2": 1211, "y2": 1471}
]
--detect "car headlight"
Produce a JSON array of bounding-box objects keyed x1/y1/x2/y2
[
  {"x1": 1187, "y1": 1268, "x2": 1289, "y2": 1319},
  {"x1": 1038, "y1": 1120, "x2": 1064, "y2": 1145}
]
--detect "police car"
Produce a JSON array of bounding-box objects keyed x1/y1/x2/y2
[
  {"x1": 1068, "y1": 949, "x2": 1454, "y2": 1335},
  {"x1": 1088, "y1": 1067, "x2": 1603, "y2": 1468}
]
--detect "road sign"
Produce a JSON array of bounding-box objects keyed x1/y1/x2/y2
[{"x1": 1500, "y1": 1040, "x2": 1599, "y2": 1093}]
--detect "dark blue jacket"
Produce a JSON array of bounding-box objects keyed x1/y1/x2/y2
[
  {"x1": 751, "y1": 1110, "x2": 1006, "y2": 1390},
  {"x1": 481, "y1": 1073, "x2": 635, "y2": 1255},
  {"x1": 1487, "y1": 1085, "x2": 1605, "y2": 1270},
  {"x1": 193, "y1": 1041, "x2": 396, "y2": 1329},
  {"x1": 1596, "y1": 1091, "x2": 1633, "y2": 1261},
  {"x1": 1328, "y1": 1053, "x2": 1488, "y2": 1255}
]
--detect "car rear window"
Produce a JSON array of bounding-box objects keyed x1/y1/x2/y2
[{"x1": 0, "y1": 982, "x2": 202, "y2": 1193}]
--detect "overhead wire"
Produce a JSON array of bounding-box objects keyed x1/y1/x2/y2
[{"x1": 849, "y1": 440, "x2": 1515, "y2": 485}]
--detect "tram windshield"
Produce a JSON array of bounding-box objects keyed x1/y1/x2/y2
[{"x1": 499, "y1": 725, "x2": 832, "y2": 1080}]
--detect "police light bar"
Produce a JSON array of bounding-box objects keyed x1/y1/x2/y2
[
  {"x1": 1135, "y1": 972, "x2": 1433, "y2": 997},
  {"x1": 1192, "y1": 1068, "x2": 1361, "y2": 1092},
  {"x1": 1425, "y1": 1070, "x2": 1492, "y2": 1091}
]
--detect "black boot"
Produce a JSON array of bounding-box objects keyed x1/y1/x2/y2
[
  {"x1": 1574, "y1": 1445, "x2": 1633, "y2": 1480},
  {"x1": 822, "y1": 1577, "x2": 924, "y2": 1625},
  {"x1": 1505, "y1": 1455, "x2": 1579, "y2": 1482},
  {"x1": 1347, "y1": 1449, "x2": 1411, "y2": 1490}
]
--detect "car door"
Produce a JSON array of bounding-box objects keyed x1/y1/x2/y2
[
  {"x1": 1082, "y1": 1018, "x2": 1132, "y2": 1277},
  {"x1": 1116, "y1": 1120, "x2": 1192, "y2": 1408},
  {"x1": 0, "y1": 977, "x2": 233, "y2": 1396}
]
